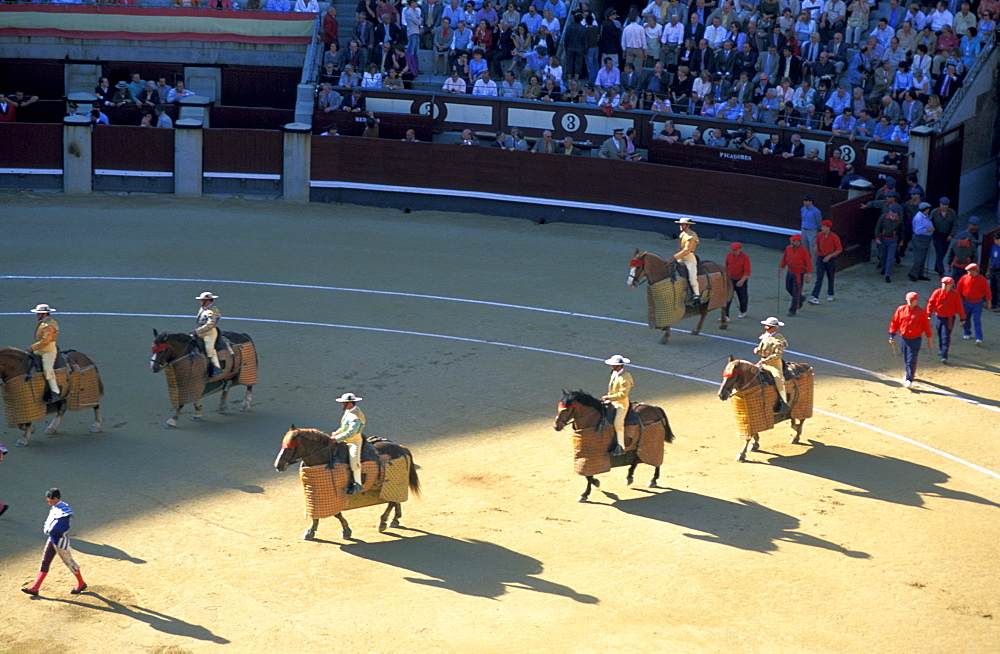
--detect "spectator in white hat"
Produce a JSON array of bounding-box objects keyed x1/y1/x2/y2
[
  {"x1": 27, "y1": 304, "x2": 61, "y2": 401},
  {"x1": 332, "y1": 393, "x2": 367, "y2": 494},
  {"x1": 601, "y1": 355, "x2": 633, "y2": 451}
]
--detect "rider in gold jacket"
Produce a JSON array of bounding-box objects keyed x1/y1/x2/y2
[
  {"x1": 601, "y1": 355, "x2": 633, "y2": 449},
  {"x1": 755, "y1": 317, "x2": 789, "y2": 410},
  {"x1": 192, "y1": 292, "x2": 223, "y2": 377},
  {"x1": 27, "y1": 304, "x2": 61, "y2": 401},
  {"x1": 332, "y1": 392, "x2": 367, "y2": 495}
]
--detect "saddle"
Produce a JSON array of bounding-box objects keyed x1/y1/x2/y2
[
  {"x1": 25, "y1": 351, "x2": 70, "y2": 380},
  {"x1": 783, "y1": 362, "x2": 811, "y2": 381},
  {"x1": 330, "y1": 438, "x2": 384, "y2": 489}
]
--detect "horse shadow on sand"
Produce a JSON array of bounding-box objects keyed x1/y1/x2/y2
[
  {"x1": 768, "y1": 440, "x2": 1000, "y2": 509},
  {"x1": 340, "y1": 530, "x2": 598, "y2": 603},
  {"x1": 613, "y1": 489, "x2": 869, "y2": 557},
  {"x1": 39, "y1": 592, "x2": 228, "y2": 644}
]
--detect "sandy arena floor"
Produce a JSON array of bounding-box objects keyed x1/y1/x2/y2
[{"x1": 0, "y1": 192, "x2": 997, "y2": 654}]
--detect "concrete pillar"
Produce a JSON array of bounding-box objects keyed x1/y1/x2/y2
[
  {"x1": 282, "y1": 122, "x2": 312, "y2": 203},
  {"x1": 174, "y1": 119, "x2": 204, "y2": 197},
  {"x1": 294, "y1": 83, "x2": 315, "y2": 126},
  {"x1": 63, "y1": 115, "x2": 93, "y2": 195},
  {"x1": 64, "y1": 64, "x2": 102, "y2": 95},
  {"x1": 179, "y1": 95, "x2": 213, "y2": 128},
  {"x1": 65, "y1": 92, "x2": 96, "y2": 116},
  {"x1": 182, "y1": 67, "x2": 222, "y2": 103},
  {"x1": 908, "y1": 126, "x2": 934, "y2": 192}
]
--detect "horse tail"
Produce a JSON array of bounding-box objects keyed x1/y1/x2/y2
[
  {"x1": 659, "y1": 407, "x2": 675, "y2": 443},
  {"x1": 406, "y1": 450, "x2": 421, "y2": 497}
]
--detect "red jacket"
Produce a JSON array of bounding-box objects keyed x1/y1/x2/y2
[
  {"x1": 0, "y1": 101, "x2": 15, "y2": 123},
  {"x1": 725, "y1": 251, "x2": 752, "y2": 280},
  {"x1": 780, "y1": 244, "x2": 812, "y2": 274},
  {"x1": 956, "y1": 273, "x2": 991, "y2": 303},
  {"x1": 889, "y1": 304, "x2": 932, "y2": 339},
  {"x1": 927, "y1": 287, "x2": 966, "y2": 319},
  {"x1": 814, "y1": 231, "x2": 843, "y2": 258}
]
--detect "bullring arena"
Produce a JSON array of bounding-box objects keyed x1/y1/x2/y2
[{"x1": 1, "y1": 192, "x2": 998, "y2": 653}]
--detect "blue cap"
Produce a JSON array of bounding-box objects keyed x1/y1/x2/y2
[
  {"x1": 956, "y1": 231, "x2": 968, "y2": 239},
  {"x1": 940, "y1": 197, "x2": 950, "y2": 204},
  {"x1": 888, "y1": 204, "x2": 902, "y2": 214},
  {"x1": 885, "y1": 178, "x2": 896, "y2": 188},
  {"x1": 968, "y1": 216, "x2": 980, "y2": 225}
]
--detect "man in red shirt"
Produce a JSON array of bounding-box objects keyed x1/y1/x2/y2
[
  {"x1": 779, "y1": 234, "x2": 812, "y2": 316},
  {"x1": 889, "y1": 291, "x2": 933, "y2": 388},
  {"x1": 725, "y1": 242, "x2": 752, "y2": 318},
  {"x1": 809, "y1": 220, "x2": 843, "y2": 304},
  {"x1": 957, "y1": 263, "x2": 992, "y2": 345},
  {"x1": 926, "y1": 276, "x2": 966, "y2": 363}
]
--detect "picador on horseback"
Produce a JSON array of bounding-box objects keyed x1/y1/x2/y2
[
  {"x1": 332, "y1": 392, "x2": 366, "y2": 495},
  {"x1": 600, "y1": 355, "x2": 632, "y2": 454},
  {"x1": 754, "y1": 317, "x2": 790, "y2": 413},
  {"x1": 667, "y1": 217, "x2": 701, "y2": 304},
  {"x1": 27, "y1": 304, "x2": 62, "y2": 402},
  {"x1": 192, "y1": 292, "x2": 224, "y2": 377}
]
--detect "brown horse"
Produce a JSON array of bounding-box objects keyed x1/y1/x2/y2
[
  {"x1": 554, "y1": 390, "x2": 675, "y2": 502},
  {"x1": 627, "y1": 249, "x2": 732, "y2": 344},
  {"x1": 0, "y1": 347, "x2": 103, "y2": 447},
  {"x1": 718, "y1": 356, "x2": 813, "y2": 462},
  {"x1": 150, "y1": 330, "x2": 256, "y2": 428},
  {"x1": 274, "y1": 426, "x2": 421, "y2": 540}
]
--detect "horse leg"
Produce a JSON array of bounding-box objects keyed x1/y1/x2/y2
[
  {"x1": 626, "y1": 462, "x2": 638, "y2": 485},
  {"x1": 658, "y1": 327, "x2": 671, "y2": 345},
  {"x1": 648, "y1": 466, "x2": 660, "y2": 489},
  {"x1": 302, "y1": 518, "x2": 319, "y2": 540},
  {"x1": 240, "y1": 386, "x2": 253, "y2": 412},
  {"x1": 165, "y1": 405, "x2": 183, "y2": 429},
  {"x1": 15, "y1": 423, "x2": 33, "y2": 447},
  {"x1": 44, "y1": 408, "x2": 65, "y2": 435},
  {"x1": 736, "y1": 434, "x2": 753, "y2": 462},
  {"x1": 336, "y1": 513, "x2": 352, "y2": 539},
  {"x1": 719, "y1": 305, "x2": 729, "y2": 330},
  {"x1": 191, "y1": 401, "x2": 203, "y2": 422},
  {"x1": 89, "y1": 405, "x2": 103, "y2": 434},
  {"x1": 379, "y1": 503, "x2": 394, "y2": 532},
  {"x1": 579, "y1": 476, "x2": 596, "y2": 502},
  {"x1": 391, "y1": 502, "x2": 402, "y2": 528},
  {"x1": 691, "y1": 306, "x2": 708, "y2": 336},
  {"x1": 791, "y1": 419, "x2": 804, "y2": 444},
  {"x1": 749, "y1": 434, "x2": 760, "y2": 451},
  {"x1": 218, "y1": 384, "x2": 229, "y2": 414}
]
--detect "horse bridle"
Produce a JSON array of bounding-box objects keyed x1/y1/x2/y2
[
  {"x1": 282, "y1": 432, "x2": 332, "y2": 466},
  {"x1": 628, "y1": 258, "x2": 648, "y2": 288}
]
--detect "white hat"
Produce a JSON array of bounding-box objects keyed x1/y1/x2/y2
[
  {"x1": 760, "y1": 317, "x2": 785, "y2": 327},
  {"x1": 335, "y1": 392, "x2": 363, "y2": 403},
  {"x1": 677, "y1": 217, "x2": 696, "y2": 225},
  {"x1": 195, "y1": 292, "x2": 219, "y2": 300},
  {"x1": 30, "y1": 303, "x2": 55, "y2": 313},
  {"x1": 604, "y1": 355, "x2": 631, "y2": 365}
]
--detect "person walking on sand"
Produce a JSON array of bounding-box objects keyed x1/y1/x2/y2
[
  {"x1": 926, "y1": 276, "x2": 966, "y2": 364},
  {"x1": 21, "y1": 488, "x2": 87, "y2": 596},
  {"x1": 957, "y1": 263, "x2": 991, "y2": 345},
  {"x1": 888, "y1": 291, "x2": 933, "y2": 388}
]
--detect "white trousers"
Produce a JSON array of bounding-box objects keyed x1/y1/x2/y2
[
  {"x1": 761, "y1": 362, "x2": 786, "y2": 402},
  {"x1": 345, "y1": 436, "x2": 363, "y2": 486},
  {"x1": 678, "y1": 253, "x2": 700, "y2": 296}
]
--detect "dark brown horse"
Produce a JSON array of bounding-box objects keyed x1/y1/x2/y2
[
  {"x1": 150, "y1": 330, "x2": 256, "y2": 428},
  {"x1": 0, "y1": 347, "x2": 103, "y2": 447},
  {"x1": 718, "y1": 356, "x2": 813, "y2": 462},
  {"x1": 554, "y1": 390, "x2": 675, "y2": 502},
  {"x1": 627, "y1": 249, "x2": 732, "y2": 344},
  {"x1": 274, "y1": 426, "x2": 421, "y2": 540}
]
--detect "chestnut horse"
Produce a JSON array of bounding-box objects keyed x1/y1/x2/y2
[
  {"x1": 274, "y1": 426, "x2": 421, "y2": 540},
  {"x1": 554, "y1": 390, "x2": 675, "y2": 502},
  {"x1": 0, "y1": 347, "x2": 103, "y2": 447},
  {"x1": 150, "y1": 330, "x2": 255, "y2": 428},
  {"x1": 718, "y1": 356, "x2": 811, "y2": 462},
  {"x1": 627, "y1": 249, "x2": 731, "y2": 344}
]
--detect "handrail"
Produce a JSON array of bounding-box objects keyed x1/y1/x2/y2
[
  {"x1": 301, "y1": 11, "x2": 322, "y2": 85},
  {"x1": 939, "y1": 42, "x2": 997, "y2": 130}
]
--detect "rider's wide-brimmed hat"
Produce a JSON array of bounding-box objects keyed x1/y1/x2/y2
[
  {"x1": 195, "y1": 292, "x2": 218, "y2": 300},
  {"x1": 335, "y1": 392, "x2": 363, "y2": 403},
  {"x1": 30, "y1": 304, "x2": 55, "y2": 314},
  {"x1": 676, "y1": 217, "x2": 696, "y2": 225},
  {"x1": 761, "y1": 317, "x2": 784, "y2": 327},
  {"x1": 604, "y1": 355, "x2": 630, "y2": 366}
]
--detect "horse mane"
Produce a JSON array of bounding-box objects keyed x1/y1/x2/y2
[
  {"x1": 564, "y1": 390, "x2": 613, "y2": 428},
  {"x1": 282, "y1": 427, "x2": 330, "y2": 448}
]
